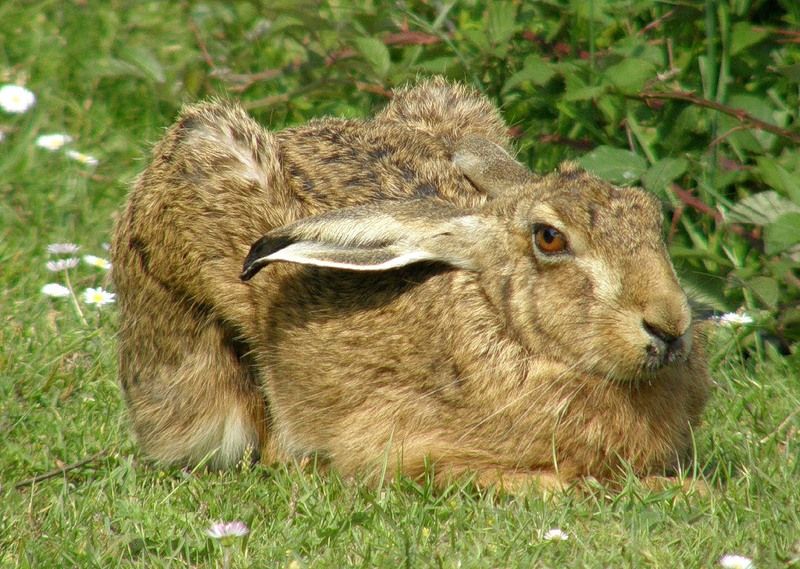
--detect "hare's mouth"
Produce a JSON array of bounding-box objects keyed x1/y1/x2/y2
[{"x1": 642, "y1": 327, "x2": 691, "y2": 371}]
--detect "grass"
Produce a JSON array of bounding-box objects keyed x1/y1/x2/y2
[{"x1": 2, "y1": 1, "x2": 799, "y2": 567}]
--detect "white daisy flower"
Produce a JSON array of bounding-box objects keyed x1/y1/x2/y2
[
  {"x1": 41, "y1": 283, "x2": 71, "y2": 298},
  {"x1": 0, "y1": 84, "x2": 36, "y2": 114},
  {"x1": 542, "y1": 528, "x2": 569, "y2": 541},
  {"x1": 47, "y1": 242, "x2": 80, "y2": 255},
  {"x1": 207, "y1": 521, "x2": 250, "y2": 540},
  {"x1": 716, "y1": 312, "x2": 754, "y2": 326},
  {"x1": 66, "y1": 149, "x2": 98, "y2": 166},
  {"x1": 82, "y1": 254, "x2": 111, "y2": 270},
  {"x1": 36, "y1": 133, "x2": 72, "y2": 151},
  {"x1": 46, "y1": 258, "x2": 79, "y2": 272},
  {"x1": 719, "y1": 554, "x2": 754, "y2": 569},
  {"x1": 82, "y1": 287, "x2": 116, "y2": 306}
]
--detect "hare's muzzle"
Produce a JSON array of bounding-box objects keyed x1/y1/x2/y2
[
  {"x1": 643, "y1": 320, "x2": 690, "y2": 368},
  {"x1": 640, "y1": 292, "x2": 692, "y2": 370}
]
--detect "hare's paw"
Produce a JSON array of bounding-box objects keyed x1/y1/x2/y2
[
  {"x1": 433, "y1": 465, "x2": 569, "y2": 495},
  {"x1": 475, "y1": 469, "x2": 569, "y2": 495},
  {"x1": 639, "y1": 475, "x2": 713, "y2": 496}
]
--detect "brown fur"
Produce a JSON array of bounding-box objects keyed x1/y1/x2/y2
[{"x1": 110, "y1": 78, "x2": 710, "y2": 489}]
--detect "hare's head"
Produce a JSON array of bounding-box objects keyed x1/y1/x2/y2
[
  {"x1": 452, "y1": 137, "x2": 692, "y2": 381},
  {"x1": 242, "y1": 137, "x2": 692, "y2": 382}
]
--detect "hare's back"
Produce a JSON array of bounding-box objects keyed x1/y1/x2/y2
[{"x1": 276, "y1": 119, "x2": 486, "y2": 216}]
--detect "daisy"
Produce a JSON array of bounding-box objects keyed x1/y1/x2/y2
[
  {"x1": 716, "y1": 312, "x2": 754, "y2": 326},
  {"x1": 36, "y1": 133, "x2": 72, "y2": 151},
  {"x1": 41, "y1": 283, "x2": 71, "y2": 298},
  {"x1": 719, "y1": 554, "x2": 754, "y2": 569},
  {"x1": 207, "y1": 521, "x2": 249, "y2": 569},
  {"x1": 542, "y1": 528, "x2": 569, "y2": 541},
  {"x1": 47, "y1": 242, "x2": 80, "y2": 255},
  {"x1": 207, "y1": 521, "x2": 250, "y2": 540},
  {"x1": 0, "y1": 84, "x2": 36, "y2": 114},
  {"x1": 83, "y1": 254, "x2": 111, "y2": 270},
  {"x1": 46, "y1": 258, "x2": 79, "y2": 272},
  {"x1": 66, "y1": 149, "x2": 98, "y2": 166},
  {"x1": 82, "y1": 287, "x2": 115, "y2": 306}
]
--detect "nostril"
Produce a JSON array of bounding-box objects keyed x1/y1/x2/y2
[
  {"x1": 642, "y1": 319, "x2": 690, "y2": 368},
  {"x1": 642, "y1": 320, "x2": 680, "y2": 347}
]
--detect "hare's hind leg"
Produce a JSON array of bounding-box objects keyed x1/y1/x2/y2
[
  {"x1": 112, "y1": 101, "x2": 290, "y2": 468},
  {"x1": 116, "y1": 265, "x2": 273, "y2": 469}
]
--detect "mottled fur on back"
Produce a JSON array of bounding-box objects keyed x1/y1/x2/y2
[
  {"x1": 112, "y1": 78, "x2": 508, "y2": 467},
  {"x1": 111, "y1": 78, "x2": 710, "y2": 490}
]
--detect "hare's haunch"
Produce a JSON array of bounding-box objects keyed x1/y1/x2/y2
[{"x1": 111, "y1": 78, "x2": 710, "y2": 490}]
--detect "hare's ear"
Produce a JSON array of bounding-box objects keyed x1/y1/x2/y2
[
  {"x1": 452, "y1": 135, "x2": 535, "y2": 197},
  {"x1": 241, "y1": 201, "x2": 495, "y2": 280}
]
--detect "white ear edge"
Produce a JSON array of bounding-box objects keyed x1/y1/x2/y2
[{"x1": 258, "y1": 241, "x2": 444, "y2": 272}]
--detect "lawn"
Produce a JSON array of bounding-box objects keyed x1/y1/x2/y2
[{"x1": 2, "y1": 1, "x2": 799, "y2": 567}]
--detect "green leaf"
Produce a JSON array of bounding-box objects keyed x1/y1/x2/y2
[
  {"x1": 564, "y1": 84, "x2": 606, "y2": 101},
  {"x1": 642, "y1": 158, "x2": 688, "y2": 198},
  {"x1": 764, "y1": 212, "x2": 800, "y2": 255},
  {"x1": 720, "y1": 94, "x2": 781, "y2": 151},
  {"x1": 123, "y1": 46, "x2": 165, "y2": 83},
  {"x1": 462, "y1": 28, "x2": 490, "y2": 52},
  {"x1": 756, "y1": 157, "x2": 800, "y2": 205},
  {"x1": 670, "y1": 246, "x2": 734, "y2": 268},
  {"x1": 562, "y1": 67, "x2": 606, "y2": 101},
  {"x1": 726, "y1": 191, "x2": 800, "y2": 225},
  {"x1": 577, "y1": 146, "x2": 648, "y2": 185},
  {"x1": 730, "y1": 21, "x2": 770, "y2": 56},
  {"x1": 776, "y1": 63, "x2": 800, "y2": 83},
  {"x1": 603, "y1": 58, "x2": 656, "y2": 94},
  {"x1": 353, "y1": 37, "x2": 391, "y2": 77},
  {"x1": 415, "y1": 57, "x2": 455, "y2": 74},
  {"x1": 89, "y1": 56, "x2": 143, "y2": 81},
  {"x1": 268, "y1": 14, "x2": 306, "y2": 33},
  {"x1": 502, "y1": 54, "x2": 555, "y2": 92},
  {"x1": 487, "y1": 2, "x2": 517, "y2": 46},
  {"x1": 677, "y1": 269, "x2": 730, "y2": 312},
  {"x1": 748, "y1": 276, "x2": 780, "y2": 309}
]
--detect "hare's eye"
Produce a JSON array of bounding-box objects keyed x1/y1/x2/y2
[{"x1": 533, "y1": 224, "x2": 568, "y2": 255}]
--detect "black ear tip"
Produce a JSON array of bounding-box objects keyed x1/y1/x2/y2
[
  {"x1": 239, "y1": 261, "x2": 265, "y2": 281},
  {"x1": 240, "y1": 233, "x2": 295, "y2": 281}
]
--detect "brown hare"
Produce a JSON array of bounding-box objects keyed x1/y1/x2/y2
[{"x1": 111, "y1": 78, "x2": 710, "y2": 491}]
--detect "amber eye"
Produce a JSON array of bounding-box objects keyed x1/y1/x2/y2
[{"x1": 533, "y1": 224, "x2": 569, "y2": 255}]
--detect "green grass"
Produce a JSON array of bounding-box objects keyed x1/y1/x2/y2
[{"x1": 2, "y1": 1, "x2": 800, "y2": 567}]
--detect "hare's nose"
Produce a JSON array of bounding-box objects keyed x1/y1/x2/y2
[
  {"x1": 641, "y1": 289, "x2": 691, "y2": 344},
  {"x1": 642, "y1": 320, "x2": 685, "y2": 353}
]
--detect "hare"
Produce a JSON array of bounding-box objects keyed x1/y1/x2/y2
[{"x1": 111, "y1": 78, "x2": 710, "y2": 490}]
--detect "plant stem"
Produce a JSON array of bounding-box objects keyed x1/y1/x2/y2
[
  {"x1": 704, "y1": 0, "x2": 719, "y2": 190},
  {"x1": 632, "y1": 90, "x2": 800, "y2": 144},
  {"x1": 63, "y1": 270, "x2": 87, "y2": 326},
  {"x1": 14, "y1": 450, "x2": 108, "y2": 488}
]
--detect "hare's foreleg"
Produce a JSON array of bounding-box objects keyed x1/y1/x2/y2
[
  {"x1": 422, "y1": 459, "x2": 568, "y2": 494},
  {"x1": 332, "y1": 429, "x2": 569, "y2": 494}
]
